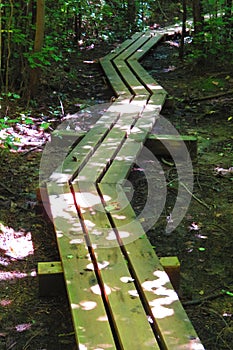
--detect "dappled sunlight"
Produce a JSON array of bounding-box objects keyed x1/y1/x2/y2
[
  {"x1": 75, "y1": 191, "x2": 111, "y2": 208},
  {"x1": 106, "y1": 230, "x2": 130, "y2": 240},
  {"x1": 128, "y1": 289, "x2": 139, "y2": 298},
  {"x1": 49, "y1": 193, "x2": 77, "y2": 220},
  {"x1": 112, "y1": 214, "x2": 126, "y2": 220},
  {"x1": 49, "y1": 170, "x2": 70, "y2": 183},
  {"x1": 120, "y1": 276, "x2": 134, "y2": 283},
  {"x1": 70, "y1": 238, "x2": 84, "y2": 244},
  {"x1": 79, "y1": 300, "x2": 97, "y2": 311},
  {"x1": 86, "y1": 261, "x2": 109, "y2": 271},
  {"x1": 97, "y1": 315, "x2": 108, "y2": 322},
  {"x1": 82, "y1": 144, "x2": 93, "y2": 149},
  {"x1": 91, "y1": 284, "x2": 111, "y2": 296},
  {"x1": 0, "y1": 269, "x2": 36, "y2": 281},
  {"x1": 0, "y1": 223, "x2": 34, "y2": 260},
  {"x1": 142, "y1": 270, "x2": 179, "y2": 319}
]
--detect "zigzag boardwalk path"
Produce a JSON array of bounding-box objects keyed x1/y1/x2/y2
[{"x1": 39, "y1": 26, "x2": 205, "y2": 350}]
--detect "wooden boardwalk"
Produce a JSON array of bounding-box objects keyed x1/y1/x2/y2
[{"x1": 39, "y1": 27, "x2": 204, "y2": 350}]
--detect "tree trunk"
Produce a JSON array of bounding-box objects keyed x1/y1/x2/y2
[
  {"x1": 224, "y1": 0, "x2": 232, "y2": 39},
  {"x1": 179, "y1": 0, "x2": 186, "y2": 59},
  {"x1": 127, "y1": 0, "x2": 136, "y2": 31},
  {"x1": 29, "y1": 0, "x2": 45, "y2": 98},
  {"x1": 192, "y1": 0, "x2": 204, "y2": 35}
]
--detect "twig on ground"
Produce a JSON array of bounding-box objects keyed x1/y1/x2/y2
[
  {"x1": 183, "y1": 289, "x2": 232, "y2": 306},
  {"x1": 189, "y1": 89, "x2": 233, "y2": 102},
  {"x1": 180, "y1": 181, "x2": 211, "y2": 210},
  {"x1": 0, "y1": 183, "x2": 17, "y2": 196}
]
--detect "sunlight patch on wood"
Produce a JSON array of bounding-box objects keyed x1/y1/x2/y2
[
  {"x1": 79, "y1": 301, "x2": 97, "y2": 311},
  {"x1": 106, "y1": 230, "x2": 130, "y2": 240},
  {"x1": 90, "y1": 284, "x2": 111, "y2": 296},
  {"x1": 120, "y1": 276, "x2": 135, "y2": 283},
  {"x1": 128, "y1": 290, "x2": 139, "y2": 298},
  {"x1": 69, "y1": 238, "x2": 84, "y2": 244},
  {"x1": 97, "y1": 315, "x2": 108, "y2": 322},
  {"x1": 75, "y1": 191, "x2": 110, "y2": 207},
  {"x1": 86, "y1": 261, "x2": 109, "y2": 271}
]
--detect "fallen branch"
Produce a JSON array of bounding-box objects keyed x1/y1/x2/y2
[
  {"x1": 183, "y1": 289, "x2": 233, "y2": 306},
  {"x1": 189, "y1": 89, "x2": 233, "y2": 102},
  {"x1": 180, "y1": 181, "x2": 211, "y2": 210}
]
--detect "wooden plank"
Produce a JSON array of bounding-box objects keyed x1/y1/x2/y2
[
  {"x1": 127, "y1": 59, "x2": 166, "y2": 97},
  {"x1": 71, "y1": 181, "x2": 160, "y2": 349},
  {"x1": 145, "y1": 134, "x2": 197, "y2": 160},
  {"x1": 102, "y1": 33, "x2": 143, "y2": 62},
  {"x1": 100, "y1": 33, "x2": 144, "y2": 98},
  {"x1": 49, "y1": 111, "x2": 120, "y2": 184},
  {"x1": 98, "y1": 183, "x2": 205, "y2": 350},
  {"x1": 129, "y1": 33, "x2": 164, "y2": 61},
  {"x1": 46, "y1": 181, "x2": 116, "y2": 349},
  {"x1": 113, "y1": 62, "x2": 149, "y2": 97},
  {"x1": 100, "y1": 57, "x2": 131, "y2": 97},
  {"x1": 77, "y1": 109, "x2": 144, "y2": 183},
  {"x1": 100, "y1": 109, "x2": 159, "y2": 184},
  {"x1": 112, "y1": 34, "x2": 154, "y2": 97},
  {"x1": 76, "y1": 125, "x2": 126, "y2": 183},
  {"x1": 113, "y1": 33, "x2": 151, "y2": 62}
]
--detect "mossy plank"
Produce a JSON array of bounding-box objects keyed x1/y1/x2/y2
[
  {"x1": 145, "y1": 134, "x2": 197, "y2": 160},
  {"x1": 113, "y1": 34, "x2": 151, "y2": 62},
  {"x1": 46, "y1": 181, "x2": 116, "y2": 349},
  {"x1": 100, "y1": 33, "x2": 144, "y2": 97},
  {"x1": 77, "y1": 110, "x2": 144, "y2": 183},
  {"x1": 113, "y1": 62, "x2": 149, "y2": 97},
  {"x1": 98, "y1": 183, "x2": 205, "y2": 350},
  {"x1": 100, "y1": 58, "x2": 131, "y2": 97},
  {"x1": 49, "y1": 112, "x2": 120, "y2": 184},
  {"x1": 72, "y1": 181, "x2": 159, "y2": 349},
  {"x1": 102, "y1": 32, "x2": 143, "y2": 62},
  {"x1": 128, "y1": 59, "x2": 166, "y2": 97},
  {"x1": 100, "y1": 109, "x2": 159, "y2": 184},
  {"x1": 129, "y1": 33, "x2": 164, "y2": 61}
]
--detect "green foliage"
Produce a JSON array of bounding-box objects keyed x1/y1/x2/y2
[
  {"x1": 1, "y1": 0, "x2": 233, "y2": 94},
  {"x1": 188, "y1": 1, "x2": 233, "y2": 66}
]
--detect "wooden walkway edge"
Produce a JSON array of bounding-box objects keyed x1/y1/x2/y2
[{"x1": 39, "y1": 25, "x2": 205, "y2": 350}]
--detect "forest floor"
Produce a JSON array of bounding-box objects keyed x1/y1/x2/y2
[{"x1": 0, "y1": 36, "x2": 233, "y2": 350}]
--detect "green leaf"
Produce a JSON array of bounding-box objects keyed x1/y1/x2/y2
[{"x1": 40, "y1": 122, "x2": 50, "y2": 130}]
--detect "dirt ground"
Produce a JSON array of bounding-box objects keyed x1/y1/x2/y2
[{"x1": 0, "y1": 38, "x2": 232, "y2": 350}]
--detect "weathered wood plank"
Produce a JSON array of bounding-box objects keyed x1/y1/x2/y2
[
  {"x1": 100, "y1": 108, "x2": 159, "y2": 184},
  {"x1": 71, "y1": 181, "x2": 160, "y2": 349},
  {"x1": 48, "y1": 112, "x2": 120, "y2": 184},
  {"x1": 102, "y1": 32, "x2": 143, "y2": 62},
  {"x1": 100, "y1": 57, "x2": 132, "y2": 98},
  {"x1": 113, "y1": 62, "x2": 149, "y2": 97},
  {"x1": 129, "y1": 33, "x2": 164, "y2": 61},
  {"x1": 113, "y1": 32, "x2": 151, "y2": 62},
  {"x1": 145, "y1": 134, "x2": 197, "y2": 160},
  {"x1": 112, "y1": 35, "x2": 155, "y2": 97},
  {"x1": 98, "y1": 183, "x2": 205, "y2": 350},
  {"x1": 46, "y1": 181, "x2": 116, "y2": 349},
  {"x1": 100, "y1": 33, "x2": 144, "y2": 97},
  {"x1": 76, "y1": 109, "x2": 144, "y2": 183}
]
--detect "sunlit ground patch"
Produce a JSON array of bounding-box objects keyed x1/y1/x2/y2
[{"x1": 0, "y1": 223, "x2": 34, "y2": 259}]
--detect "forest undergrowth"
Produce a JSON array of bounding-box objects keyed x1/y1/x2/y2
[{"x1": 0, "y1": 37, "x2": 232, "y2": 350}]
